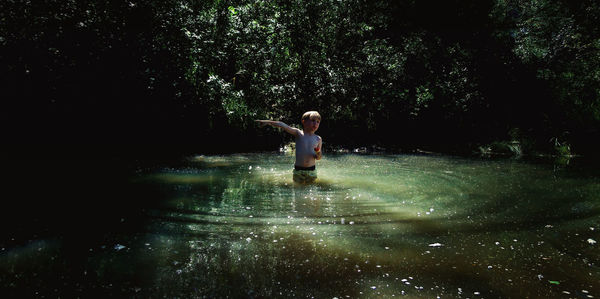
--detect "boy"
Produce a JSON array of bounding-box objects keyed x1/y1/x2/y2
[{"x1": 256, "y1": 111, "x2": 322, "y2": 183}]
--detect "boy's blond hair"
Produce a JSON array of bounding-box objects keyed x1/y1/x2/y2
[{"x1": 301, "y1": 111, "x2": 321, "y2": 122}]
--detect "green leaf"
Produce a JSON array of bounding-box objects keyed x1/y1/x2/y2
[
  {"x1": 548, "y1": 280, "x2": 560, "y2": 285},
  {"x1": 228, "y1": 6, "x2": 237, "y2": 15}
]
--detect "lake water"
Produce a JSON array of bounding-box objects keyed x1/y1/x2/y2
[{"x1": 2, "y1": 152, "x2": 599, "y2": 298}]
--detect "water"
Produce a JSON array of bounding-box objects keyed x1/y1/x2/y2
[{"x1": 2, "y1": 153, "x2": 600, "y2": 298}]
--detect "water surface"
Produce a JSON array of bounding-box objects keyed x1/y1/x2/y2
[{"x1": 2, "y1": 153, "x2": 599, "y2": 298}]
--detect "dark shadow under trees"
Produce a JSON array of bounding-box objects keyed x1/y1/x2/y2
[{"x1": 2, "y1": 0, "x2": 599, "y2": 157}]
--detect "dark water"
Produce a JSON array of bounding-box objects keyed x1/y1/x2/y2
[{"x1": 2, "y1": 153, "x2": 600, "y2": 298}]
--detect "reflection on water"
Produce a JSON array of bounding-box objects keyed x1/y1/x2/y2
[{"x1": 2, "y1": 153, "x2": 600, "y2": 297}]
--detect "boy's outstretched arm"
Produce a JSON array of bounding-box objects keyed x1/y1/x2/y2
[{"x1": 255, "y1": 120, "x2": 301, "y2": 136}]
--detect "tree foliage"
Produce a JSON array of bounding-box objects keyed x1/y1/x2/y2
[{"x1": 2, "y1": 0, "x2": 599, "y2": 154}]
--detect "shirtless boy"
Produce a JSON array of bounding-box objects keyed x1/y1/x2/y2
[{"x1": 256, "y1": 111, "x2": 322, "y2": 183}]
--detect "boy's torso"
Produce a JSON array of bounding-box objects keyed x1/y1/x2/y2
[{"x1": 295, "y1": 132, "x2": 320, "y2": 167}]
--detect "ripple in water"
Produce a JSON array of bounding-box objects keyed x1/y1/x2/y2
[{"x1": 123, "y1": 153, "x2": 600, "y2": 297}]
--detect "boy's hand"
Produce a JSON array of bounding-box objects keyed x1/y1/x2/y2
[
  {"x1": 256, "y1": 119, "x2": 282, "y2": 128},
  {"x1": 314, "y1": 148, "x2": 322, "y2": 160},
  {"x1": 314, "y1": 138, "x2": 322, "y2": 160},
  {"x1": 255, "y1": 120, "x2": 268, "y2": 127},
  {"x1": 255, "y1": 119, "x2": 300, "y2": 136}
]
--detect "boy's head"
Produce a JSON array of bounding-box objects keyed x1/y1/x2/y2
[
  {"x1": 301, "y1": 111, "x2": 321, "y2": 133},
  {"x1": 301, "y1": 111, "x2": 321, "y2": 122}
]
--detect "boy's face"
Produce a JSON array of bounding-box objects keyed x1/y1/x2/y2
[{"x1": 302, "y1": 118, "x2": 320, "y2": 133}]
